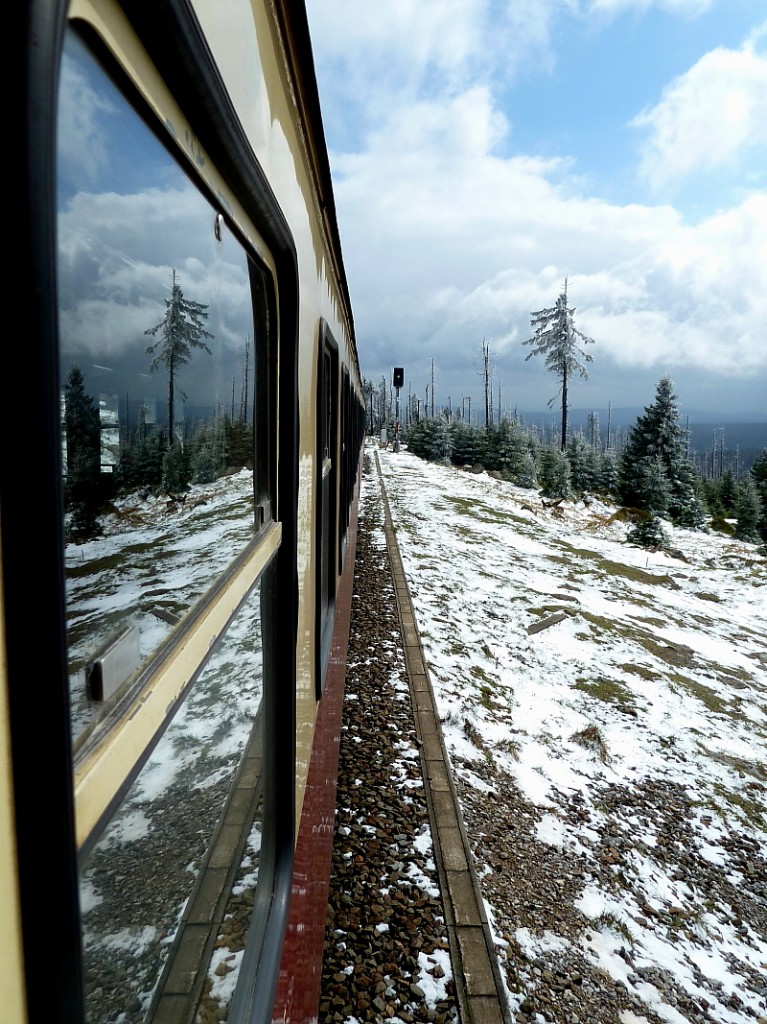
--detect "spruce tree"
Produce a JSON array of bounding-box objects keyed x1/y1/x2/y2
[
  {"x1": 406, "y1": 418, "x2": 451, "y2": 464},
  {"x1": 145, "y1": 270, "x2": 213, "y2": 447},
  {"x1": 538, "y1": 445, "x2": 571, "y2": 499},
  {"x1": 189, "y1": 424, "x2": 220, "y2": 484},
  {"x1": 64, "y1": 365, "x2": 103, "y2": 539},
  {"x1": 449, "y1": 421, "x2": 485, "y2": 467},
  {"x1": 523, "y1": 279, "x2": 595, "y2": 450},
  {"x1": 495, "y1": 420, "x2": 538, "y2": 487},
  {"x1": 750, "y1": 448, "x2": 767, "y2": 541},
  {"x1": 734, "y1": 478, "x2": 762, "y2": 542},
  {"x1": 599, "y1": 450, "x2": 620, "y2": 496},
  {"x1": 718, "y1": 469, "x2": 738, "y2": 516},
  {"x1": 619, "y1": 375, "x2": 705, "y2": 527},
  {"x1": 626, "y1": 514, "x2": 669, "y2": 549},
  {"x1": 566, "y1": 432, "x2": 595, "y2": 496}
]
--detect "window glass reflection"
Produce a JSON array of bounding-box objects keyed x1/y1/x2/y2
[
  {"x1": 57, "y1": 31, "x2": 264, "y2": 738},
  {"x1": 79, "y1": 585, "x2": 264, "y2": 1023}
]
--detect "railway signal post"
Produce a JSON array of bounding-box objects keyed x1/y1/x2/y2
[{"x1": 393, "y1": 367, "x2": 404, "y2": 452}]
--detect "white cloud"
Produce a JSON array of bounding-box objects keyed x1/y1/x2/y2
[
  {"x1": 633, "y1": 24, "x2": 767, "y2": 190},
  {"x1": 334, "y1": 93, "x2": 767, "y2": 399},
  {"x1": 59, "y1": 46, "x2": 116, "y2": 185},
  {"x1": 307, "y1": 0, "x2": 568, "y2": 133},
  {"x1": 588, "y1": 0, "x2": 711, "y2": 15},
  {"x1": 308, "y1": 3, "x2": 767, "y2": 412}
]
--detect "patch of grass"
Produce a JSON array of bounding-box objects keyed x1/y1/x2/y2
[
  {"x1": 600, "y1": 559, "x2": 680, "y2": 587},
  {"x1": 634, "y1": 616, "x2": 668, "y2": 629},
  {"x1": 580, "y1": 611, "x2": 700, "y2": 671},
  {"x1": 616, "y1": 663, "x2": 661, "y2": 682},
  {"x1": 453, "y1": 524, "x2": 484, "y2": 543},
  {"x1": 607, "y1": 508, "x2": 641, "y2": 524},
  {"x1": 669, "y1": 675, "x2": 730, "y2": 715},
  {"x1": 444, "y1": 495, "x2": 527, "y2": 527},
  {"x1": 696, "y1": 591, "x2": 723, "y2": 603},
  {"x1": 66, "y1": 550, "x2": 125, "y2": 579},
  {"x1": 716, "y1": 663, "x2": 752, "y2": 684},
  {"x1": 709, "y1": 518, "x2": 737, "y2": 537},
  {"x1": 554, "y1": 542, "x2": 682, "y2": 589},
  {"x1": 496, "y1": 738, "x2": 522, "y2": 760},
  {"x1": 542, "y1": 553, "x2": 590, "y2": 578},
  {"x1": 593, "y1": 911, "x2": 635, "y2": 944},
  {"x1": 570, "y1": 724, "x2": 610, "y2": 762},
  {"x1": 695, "y1": 743, "x2": 767, "y2": 783},
  {"x1": 708, "y1": 779, "x2": 766, "y2": 828},
  {"x1": 574, "y1": 676, "x2": 636, "y2": 710},
  {"x1": 463, "y1": 718, "x2": 484, "y2": 749},
  {"x1": 643, "y1": 638, "x2": 697, "y2": 669},
  {"x1": 577, "y1": 611, "x2": 614, "y2": 636},
  {"x1": 470, "y1": 664, "x2": 496, "y2": 687},
  {"x1": 478, "y1": 684, "x2": 495, "y2": 708}
]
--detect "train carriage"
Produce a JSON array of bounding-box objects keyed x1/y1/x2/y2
[{"x1": 6, "y1": 1, "x2": 363, "y2": 1022}]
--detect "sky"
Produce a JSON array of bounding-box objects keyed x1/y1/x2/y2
[
  {"x1": 373, "y1": 444, "x2": 766, "y2": 1022},
  {"x1": 304, "y1": 0, "x2": 767, "y2": 419}
]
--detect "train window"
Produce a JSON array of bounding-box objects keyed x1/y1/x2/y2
[
  {"x1": 55, "y1": 26, "x2": 282, "y2": 1020},
  {"x1": 58, "y1": 31, "x2": 271, "y2": 745},
  {"x1": 316, "y1": 326, "x2": 338, "y2": 693}
]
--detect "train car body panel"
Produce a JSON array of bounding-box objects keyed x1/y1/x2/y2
[{"x1": 7, "y1": 1, "x2": 363, "y2": 1021}]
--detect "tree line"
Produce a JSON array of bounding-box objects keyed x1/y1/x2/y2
[
  {"x1": 368, "y1": 280, "x2": 761, "y2": 483},
  {"x1": 403, "y1": 374, "x2": 767, "y2": 552}
]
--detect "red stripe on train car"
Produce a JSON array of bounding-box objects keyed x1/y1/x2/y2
[{"x1": 274, "y1": 469, "x2": 361, "y2": 1023}]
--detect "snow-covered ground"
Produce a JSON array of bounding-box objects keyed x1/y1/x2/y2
[{"x1": 375, "y1": 443, "x2": 766, "y2": 1024}]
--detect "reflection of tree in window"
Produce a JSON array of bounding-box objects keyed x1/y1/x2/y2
[
  {"x1": 64, "y1": 365, "x2": 103, "y2": 540},
  {"x1": 145, "y1": 268, "x2": 213, "y2": 450}
]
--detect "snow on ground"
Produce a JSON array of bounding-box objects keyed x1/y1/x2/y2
[{"x1": 375, "y1": 443, "x2": 767, "y2": 1024}]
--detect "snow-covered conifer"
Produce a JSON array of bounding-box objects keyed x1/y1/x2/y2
[
  {"x1": 599, "y1": 450, "x2": 620, "y2": 496},
  {"x1": 566, "y1": 432, "x2": 597, "y2": 495},
  {"x1": 406, "y1": 418, "x2": 452, "y2": 464},
  {"x1": 626, "y1": 514, "x2": 669, "y2": 549},
  {"x1": 538, "y1": 445, "x2": 571, "y2": 499},
  {"x1": 619, "y1": 375, "x2": 705, "y2": 527},
  {"x1": 750, "y1": 448, "x2": 767, "y2": 542},
  {"x1": 145, "y1": 269, "x2": 213, "y2": 447},
  {"x1": 449, "y1": 420, "x2": 485, "y2": 466},
  {"x1": 523, "y1": 280, "x2": 595, "y2": 450},
  {"x1": 493, "y1": 420, "x2": 538, "y2": 486},
  {"x1": 734, "y1": 478, "x2": 762, "y2": 542}
]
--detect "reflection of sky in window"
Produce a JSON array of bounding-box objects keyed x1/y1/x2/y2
[
  {"x1": 58, "y1": 33, "x2": 172, "y2": 200},
  {"x1": 56, "y1": 30, "x2": 256, "y2": 416}
]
